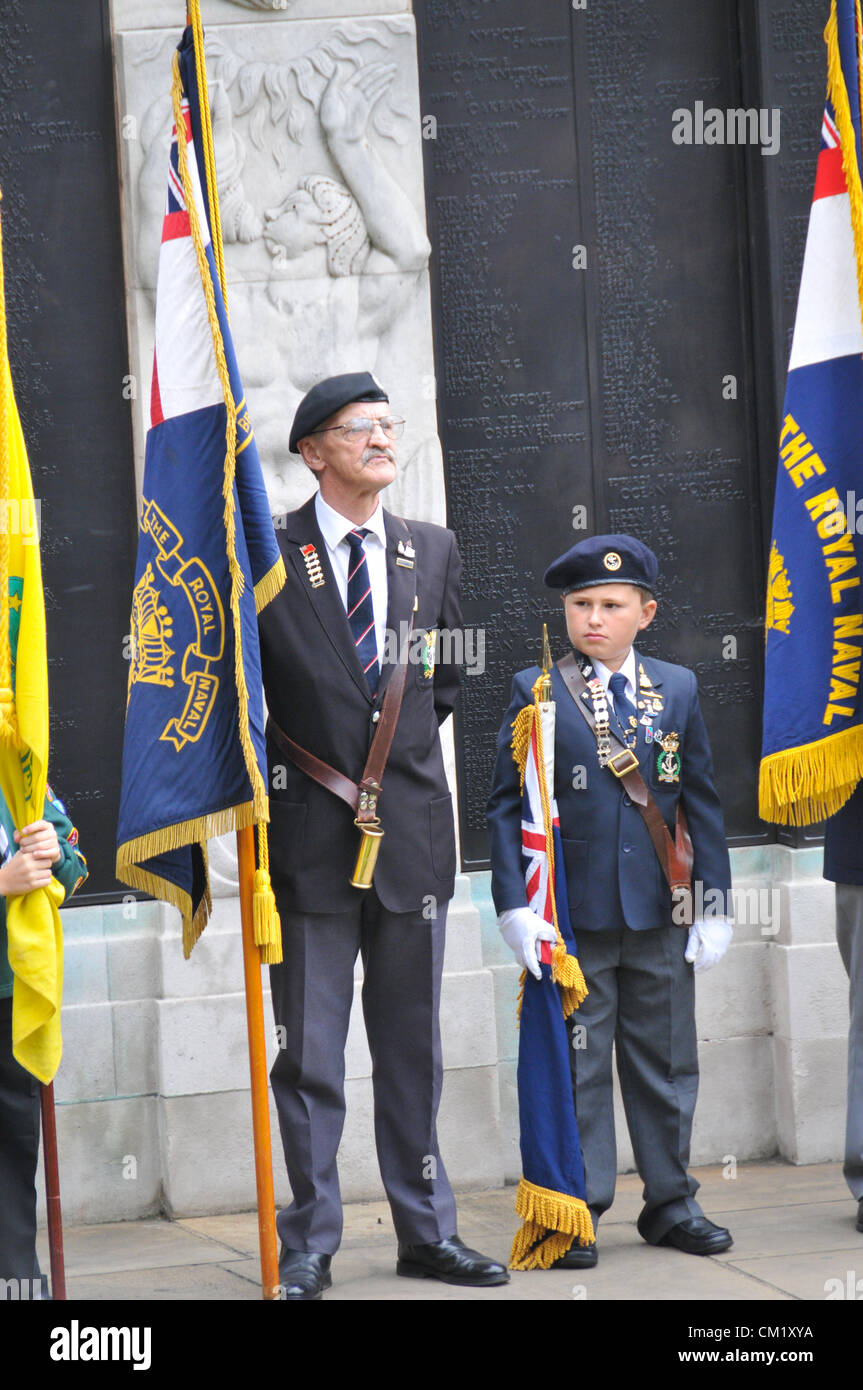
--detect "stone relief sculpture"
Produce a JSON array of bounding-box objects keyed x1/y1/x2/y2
[
  {"x1": 127, "y1": 18, "x2": 444, "y2": 893},
  {"x1": 133, "y1": 21, "x2": 440, "y2": 522}
]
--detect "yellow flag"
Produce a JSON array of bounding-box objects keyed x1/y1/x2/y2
[{"x1": 0, "y1": 193, "x2": 64, "y2": 1083}]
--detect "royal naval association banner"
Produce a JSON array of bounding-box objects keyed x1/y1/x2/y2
[
  {"x1": 116, "y1": 23, "x2": 284, "y2": 956},
  {"x1": 760, "y1": 0, "x2": 863, "y2": 826}
]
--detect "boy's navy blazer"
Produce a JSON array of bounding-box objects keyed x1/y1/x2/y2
[
  {"x1": 486, "y1": 653, "x2": 732, "y2": 931},
  {"x1": 258, "y1": 494, "x2": 462, "y2": 915}
]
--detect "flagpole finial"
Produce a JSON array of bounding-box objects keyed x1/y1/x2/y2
[{"x1": 538, "y1": 623, "x2": 553, "y2": 702}]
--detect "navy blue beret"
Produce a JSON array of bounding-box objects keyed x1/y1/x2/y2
[
  {"x1": 543, "y1": 534, "x2": 659, "y2": 594},
  {"x1": 289, "y1": 372, "x2": 389, "y2": 453}
]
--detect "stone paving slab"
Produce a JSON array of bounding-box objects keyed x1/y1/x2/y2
[{"x1": 35, "y1": 1161, "x2": 863, "y2": 1302}]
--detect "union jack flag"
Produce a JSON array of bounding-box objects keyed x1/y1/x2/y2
[{"x1": 520, "y1": 711, "x2": 568, "y2": 965}]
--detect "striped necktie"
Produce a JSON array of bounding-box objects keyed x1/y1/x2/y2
[
  {"x1": 345, "y1": 527, "x2": 379, "y2": 694},
  {"x1": 609, "y1": 671, "x2": 638, "y2": 745}
]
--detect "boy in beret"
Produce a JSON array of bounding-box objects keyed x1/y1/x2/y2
[{"x1": 487, "y1": 534, "x2": 734, "y2": 1265}]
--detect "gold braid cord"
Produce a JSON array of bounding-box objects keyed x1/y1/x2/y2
[{"x1": 0, "y1": 192, "x2": 20, "y2": 750}]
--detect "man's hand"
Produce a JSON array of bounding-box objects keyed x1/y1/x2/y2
[
  {"x1": 15, "y1": 820, "x2": 61, "y2": 864},
  {"x1": 685, "y1": 918, "x2": 733, "y2": 973},
  {"x1": 499, "y1": 907, "x2": 557, "y2": 980}
]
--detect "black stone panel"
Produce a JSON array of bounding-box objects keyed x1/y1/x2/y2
[
  {"x1": 0, "y1": 1, "x2": 137, "y2": 899},
  {"x1": 417, "y1": 0, "x2": 831, "y2": 867}
]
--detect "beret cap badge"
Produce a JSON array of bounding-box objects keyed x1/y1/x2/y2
[{"x1": 603, "y1": 551, "x2": 622, "y2": 571}]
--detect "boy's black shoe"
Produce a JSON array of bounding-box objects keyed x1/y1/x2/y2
[{"x1": 551, "y1": 1243, "x2": 598, "y2": 1269}]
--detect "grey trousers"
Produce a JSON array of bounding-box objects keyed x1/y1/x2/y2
[
  {"x1": 835, "y1": 885, "x2": 863, "y2": 1200},
  {"x1": 269, "y1": 889, "x2": 457, "y2": 1254},
  {"x1": 567, "y1": 924, "x2": 703, "y2": 1243}
]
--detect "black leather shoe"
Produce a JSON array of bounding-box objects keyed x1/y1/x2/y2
[
  {"x1": 657, "y1": 1217, "x2": 733, "y2": 1255},
  {"x1": 397, "y1": 1235, "x2": 509, "y2": 1286},
  {"x1": 856, "y1": 1198, "x2": 863, "y2": 1233},
  {"x1": 551, "y1": 1242, "x2": 598, "y2": 1269},
  {"x1": 277, "y1": 1246, "x2": 332, "y2": 1300}
]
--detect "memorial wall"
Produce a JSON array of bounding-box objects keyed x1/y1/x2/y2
[{"x1": 415, "y1": 0, "x2": 826, "y2": 863}]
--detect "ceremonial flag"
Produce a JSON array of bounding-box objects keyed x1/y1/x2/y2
[
  {"x1": 760, "y1": 0, "x2": 863, "y2": 825},
  {"x1": 508, "y1": 672, "x2": 594, "y2": 1270},
  {"x1": 0, "y1": 193, "x2": 65, "y2": 1083},
  {"x1": 116, "y1": 23, "x2": 285, "y2": 958}
]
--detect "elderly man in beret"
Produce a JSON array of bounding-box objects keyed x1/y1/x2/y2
[{"x1": 258, "y1": 371, "x2": 507, "y2": 1298}]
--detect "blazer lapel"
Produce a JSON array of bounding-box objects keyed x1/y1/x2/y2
[
  {"x1": 378, "y1": 510, "x2": 417, "y2": 699},
  {"x1": 282, "y1": 496, "x2": 373, "y2": 703}
]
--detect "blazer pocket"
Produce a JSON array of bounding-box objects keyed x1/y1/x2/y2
[
  {"x1": 267, "y1": 800, "x2": 308, "y2": 880},
  {"x1": 429, "y1": 793, "x2": 456, "y2": 880},
  {"x1": 560, "y1": 837, "x2": 588, "y2": 911}
]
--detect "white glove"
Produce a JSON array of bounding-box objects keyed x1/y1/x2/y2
[
  {"x1": 499, "y1": 907, "x2": 557, "y2": 980},
  {"x1": 685, "y1": 917, "x2": 733, "y2": 973}
]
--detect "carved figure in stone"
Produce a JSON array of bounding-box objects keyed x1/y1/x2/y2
[{"x1": 134, "y1": 25, "x2": 434, "y2": 518}]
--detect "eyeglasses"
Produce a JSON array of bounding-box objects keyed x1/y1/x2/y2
[{"x1": 310, "y1": 416, "x2": 406, "y2": 442}]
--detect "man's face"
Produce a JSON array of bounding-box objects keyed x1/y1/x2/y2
[
  {"x1": 563, "y1": 583, "x2": 657, "y2": 671},
  {"x1": 298, "y1": 400, "x2": 398, "y2": 497}
]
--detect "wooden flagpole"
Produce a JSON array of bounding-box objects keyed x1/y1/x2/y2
[
  {"x1": 186, "y1": 2, "x2": 278, "y2": 1298},
  {"x1": 237, "y1": 825, "x2": 280, "y2": 1299},
  {"x1": 39, "y1": 1081, "x2": 66, "y2": 1299}
]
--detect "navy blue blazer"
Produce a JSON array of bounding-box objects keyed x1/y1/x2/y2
[{"x1": 486, "y1": 652, "x2": 732, "y2": 932}]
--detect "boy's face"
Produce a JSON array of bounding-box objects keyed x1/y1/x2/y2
[{"x1": 563, "y1": 583, "x2": 657, "y2": 672}]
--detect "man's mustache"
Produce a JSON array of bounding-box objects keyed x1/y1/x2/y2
[{"x1": 361, "y1": 446, "x2": 396, "y2": 467}]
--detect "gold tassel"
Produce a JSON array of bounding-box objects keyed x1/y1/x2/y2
[
  {"x1": 253, "y1": 822, "x2": 282, "y2": 964},
  {"x1": 509, "y1": 1177, "x2": 595, "y2": 1271}
]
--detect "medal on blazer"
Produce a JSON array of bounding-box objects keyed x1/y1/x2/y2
[
  {"x1": 300, "y1": 543, "x2": 325, "y2": 588},
  {"x1": 396, "y1": 538, "x2": 415, "y2": 569},
  {"x1": 656, "y1": 731, "x2": 681, "y2": 783},
  {"x1": 578, "y1": 657, "x2": 614, "y2": 767}
]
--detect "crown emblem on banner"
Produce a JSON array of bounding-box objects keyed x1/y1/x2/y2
[
  {"x1": 129, "y1": 562, "x2": 176, "y2": 692},
  {"x1": 766, "y1": 540, "x2": 794, "y2": 636}
]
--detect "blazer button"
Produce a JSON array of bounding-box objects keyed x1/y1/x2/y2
[
  {"x1": 622, "y1": 842, "x2": 633, "y2": 853},
  {"x1": 622, "y1": 793, "x2": 632, "y2": 807},
  {"x1": 371, "y1": 710, "x2": 381, "y2": 723}
]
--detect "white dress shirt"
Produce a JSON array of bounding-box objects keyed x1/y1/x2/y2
[{"x1": 314, "y1": 491, "x2": 389, "y2": 664}]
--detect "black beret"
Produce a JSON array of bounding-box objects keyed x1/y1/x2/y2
[
  {"x1": 289, "y1": 372, "x2": 389, "y2": 452},
  {"x1": 543, "y1": 534, "x2": 659, "y2": 594}
]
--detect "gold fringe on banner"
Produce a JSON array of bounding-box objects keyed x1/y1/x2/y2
[
  {"x1": 254, "y1": 556, "x2": 286, "y2": 614},
  {"x1": 509, "y1": 1177, "x2": 595, "y2": 1271},
  {"x1": 758, "y1": 723, "x2": 863, "y2": 825}
]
